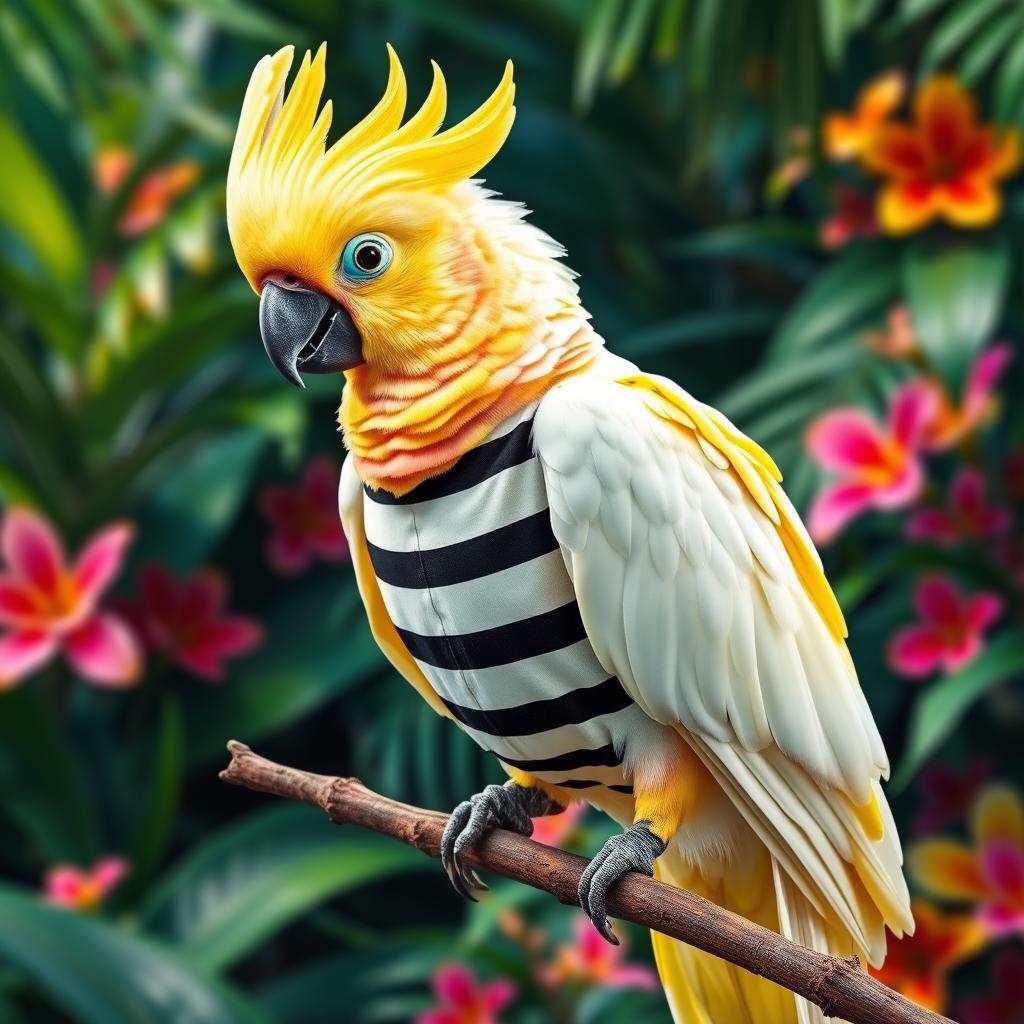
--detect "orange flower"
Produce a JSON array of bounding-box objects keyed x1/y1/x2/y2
[
  {"x1": 863, "y1": 305, "x2": 919, "y2": 359},
  {"x1": 92, "y1": 146, "x2": 201, "y2": 237},
  {"x1": 863, "y1": 76, "x2": 1020, "y2": 234},
  {"x1": 924, "y1": 344, "x2": 1013, "y2": 452},
  {"x1": 870, "y1": 901, "x2": 984, "y2": 1012},
  {"x1": 911, "y1": 784, "x2": 1024, "y2": 939},
  {"x1": 825, "y1": 71, "x2": 905, "y2": 161}
]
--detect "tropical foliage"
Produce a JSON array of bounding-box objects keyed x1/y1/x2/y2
[{"x1": 0, "y1": 1, "x2": 1022, "y2": 1021}]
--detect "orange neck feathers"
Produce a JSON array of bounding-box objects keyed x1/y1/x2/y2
[{"x1": 340, "y1": 191, "x2": 601, "y2": 496}]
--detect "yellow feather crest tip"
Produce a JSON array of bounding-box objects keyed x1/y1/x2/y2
[{"x1": 226, "y1": 43, "x2": 516, "y2": 290}]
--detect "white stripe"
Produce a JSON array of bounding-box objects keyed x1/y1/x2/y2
[
  {"x1": 415, "y1": 638, "x2": 609, "y2": 710},
  {"x1": 463, "y1": 703, "x2": 648, "y2": 768},
  {"x1": 377, "y1": 550, "x2": 574, "y2": 634},
  {"x1": 363, "y1": 456, "x2": 548, "y2": 553}
]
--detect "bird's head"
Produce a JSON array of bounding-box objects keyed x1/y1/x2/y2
[{"x1": 226, "y1": 43, "x2": 516, "y2": 387}]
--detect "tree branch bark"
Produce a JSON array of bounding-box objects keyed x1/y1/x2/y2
[{"x1": 220, "y1": 740, "x2": 951, "y2": 1024}]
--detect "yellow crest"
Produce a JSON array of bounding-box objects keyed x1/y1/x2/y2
[{"x1": 226, "y1": 43, "x2": 515, "y2": 292}]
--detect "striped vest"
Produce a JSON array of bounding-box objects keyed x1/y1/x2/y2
[{"x1": 362, "y1": 402, "x2": 646, "y2": 797}]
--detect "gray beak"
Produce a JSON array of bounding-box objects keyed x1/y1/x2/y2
[{"x1": 259, "y1": 280, "x2": 364, "y2": 388}]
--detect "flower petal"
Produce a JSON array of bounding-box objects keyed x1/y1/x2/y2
[
  {"x1": 864, "y1": 124, "x2": 929, "y2": 178},
  {"x1": 806, "y1": 410, "x2": 888, "y2": 473},
  {"x1": 980, "y1": 840, "x2": 1024, "y2": 899},
  {"x1": 872, "y1": 458, "x2": 924, "y2": 510},
  {"x1": 965, "y1": 592, "x2": 1003, "y2": 632},
  {"x1": 138, "y1": 563, "x2": 179, "y2": 622},
  {"x1": 941, "y1": 632, "x2": 982, "y2": 674},
  {"x1": 889, "y1": 380, "x2": 938, "y2": 450},
  {"x1": 433, "y1": 965, "x2": 476, "y2": 1008},
  {"x1": 965, "y1": 344, "x2": 1014, "y2": 420},
  {"x1": 64, "y1": 612, "x2": 142, "y2": 687},
  {"x1": 806, "y1": 481, "x2": 876, "y2": 544},
  {"x1": 73, "y1": 522, "x2": 134, "y2": 608},
  {"x1": 482, "y1": 979, "x2": 517, "y2": 1012},
  {"x1": 2, "y1": 507, "x2": 66, "y2": 594},
  {"x1": 910, "y1": 839, "x2": 987, "y2": 900},
  {"x1": 906, "y1": 508, "x2": 957, "y2": 543},
  {"x1": 914, "y1": 574, "x2": 964, "y2": 630},
  {"x1": 888, "y1": 625, "x2": 945, "y2": 678},
  {"x1": 0, "y1": 576, "x2": 48, "y2": 628},
  {"x1": 180, "y1": 569, "x2": 227, "y2": 621},
  {"x1": 877, "y1": 180, "x2": 939, "y2": 235},
  {"x1": 179, "y1": 617, "x2": 262, "y2": 680},
  {"x1": 267, "y1": 532, "x2": 311, "y2": 575},
  {"x1": 938, "y1": 176, "x2": 1000, "y2": 229},
  {"x1": 973, "y1": 785, "x2": 1024, "y2": 847},
  {"x1": 0, "y1": 630, "x2": 58, "y2": 687},
  {"x1": 916, "y1": 75, "x2": 975, "y2": 161},
  {"x1": 91, "y1": 856, "x2": 129, "y2": 893}
]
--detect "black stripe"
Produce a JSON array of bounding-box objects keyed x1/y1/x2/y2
[
  {"x1": 498, "y1": 743, "x2": 621, "y2": 773},
  {"x1": 441, "y1": 674, "x2": 632, "y2": 735},
  {"x1": 364, "y1": 419, "x2": 535, "y2": 505},
  {"x1": 398, "y1": 600, "x2": 589, "y2": 672},
  {"x1": 608, "y1": 784, "x2": 635, "y2": 794},
  {"x1": 367, "y1": 509, "x2": 557, "y2": 589}
]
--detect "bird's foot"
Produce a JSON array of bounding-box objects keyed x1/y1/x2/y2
[
  {"x1": 578, "y1": 820, "x2": 666, "y2": 944},
  {"x1": 441, "y1": 782, "x2": 563, "y2": 901}
]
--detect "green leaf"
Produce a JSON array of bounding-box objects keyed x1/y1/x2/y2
[
  {"x1": 182, "y1": 575, "x2": 384, "y2": 766},
  {"x1": 574, "y1": 0, "x2": 624, "y2": 108},
  {"x1": 894, "y1": 632, "x2": 1024, "y2": 790},
  {"x1": 995, "y1": 29, "x2": 1024, "y2": 123},
  {"x1": 903, "y1": 233, "x2": 1010, "y2": 393},
  {"x1": 0, "y1": 115, "x2": 83, "y2": 287},
  {"x1": 608, "y1": 0, "x2": 656, "y2": 84},
  {"x1": 921, "y1": 0, "x2": 1010, "y2": 72},
  {"x1": 0, "y1": 886, "x2": 267, "y2": 1024},
  {"x1": 0, "y1": 687, "x2": 100, "y2": 864},
  {"x1": 126, "y1": 696, "x2": 184, "y2": 896},
  {"x1": 615, "y1": 306, "x2": 780, "y2": 359},
  {"x1": 0, "y1": 9, "x2": 69, "y2": 112},
  {"x1": 958, "y1": 8, "x2": 1020, "y2": 84},
  {"x1": 129, "y1": 428, "x2": 268, "y2": 571},
  {"x1": 141, "y1": 805, "x2": 428, "y2": 971},
  {"x1": 767, "y1": 243, "x2": 899, "y2": 363}
]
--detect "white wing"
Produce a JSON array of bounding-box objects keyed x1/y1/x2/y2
[{"x1": 534, "y1": 370, "x2": 912, "y2": 960}]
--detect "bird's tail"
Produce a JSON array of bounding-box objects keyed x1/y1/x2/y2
[{"x1": 651, "y1": 844, "x2": 854, "y2": 1024}]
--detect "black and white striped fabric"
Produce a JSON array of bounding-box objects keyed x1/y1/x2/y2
[{"x1": 362, "y1": 403, "x2": 646, "y2": 796}]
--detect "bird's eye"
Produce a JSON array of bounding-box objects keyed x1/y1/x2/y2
[{"x1": 340, "y1": 233, "x2": 392, "y2": 281}]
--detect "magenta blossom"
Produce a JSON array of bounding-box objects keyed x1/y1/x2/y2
[
  {"x1": 259, "y1": 457, "x2": 349, "y2": 575},
  {"x1": 416, "y1": 964, "x2": 516, "y2": 1024},
  {"x1": 889, "y1": 574, "x2": 1002, "y2": 679},
  {"x1": 125, "y1": 564, "x2": 262, "y2": 681},
  {"x1": 806, "y1": 381, "x2": 938, "y2": 543},
  {"x1": 908, "y1": 467, "x2": 1010, "y2": 544},
  {"x1": 914, "y1": 758, "x2": 992, "y2": 835},
  {"x1": 43, "y1": 856, "x2": 128, "y2": 911},
  {"x1": 0, "y1": 507, "x2": 141, "y2": 688}
]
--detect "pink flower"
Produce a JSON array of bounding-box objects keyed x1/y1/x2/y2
[
  {"x1": 925, "y1": 344, "x2": 1014, "y2": 453},
  {"x1": 42, "y1": 856, "x2": 128, "y2": 911},
  {"x1": 820, "y1": 185, "x2": 877, "y2": 249},
  {"x1": 913, "y1": 785, "x2": 1024, "y2": 941},
  {"x1": 540, "y1": 914, "x2": 658, "y2": 991},
  {"x1": 806, "y1": 381, "x2": 938, "y2": 543},
  {"x1": 125, "y1": 564, "x2": 262, "y2": 681},
  {"x1": 416, "y1": 964, "x2": 516, "y2": 1024},
  {"x1": 0, "y1": 508, "x2": 141, "y2": 688},
  {"x1": 259, "y1": 457, "x2": 349, "y2": 575},
  {"x1": 959, "y1": 948, "x2": 1024, "y2": 1024},
  {"x1": 908, "y1": 467, "x2": 1010, "y2": 544},
  {"x1": 888, "y1": 574, "x2": 1003, "y2": 679},
  {"x1": 530, "y1": 801, "x2": 586, "y2": 848},
  {"x1": 914, "y1": 758, "x2": 992, "y2": 835}
]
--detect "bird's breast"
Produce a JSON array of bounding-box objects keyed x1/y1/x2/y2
[{"x1": 362, "y1": 402, "x2": 643, "y2": 796}]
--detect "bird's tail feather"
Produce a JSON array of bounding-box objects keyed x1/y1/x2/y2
[{"x1": 652, "y1": 846, "x2": 853, "y2": 1024}]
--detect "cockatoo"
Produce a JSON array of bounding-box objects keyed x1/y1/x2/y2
[{"x1": 227, "y1": 44, "x2": 913, "y2": 1023}]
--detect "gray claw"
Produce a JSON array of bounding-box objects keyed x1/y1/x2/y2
[
  {"x1": 440, "y1": 782, "x2": 563, "y2": 902},
  {"x1": 577, "y1": 820, "x2": 667, "y2": 945}
]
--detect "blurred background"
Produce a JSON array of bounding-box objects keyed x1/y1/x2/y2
[{"x1": 0, "y1": 1, "x2": 1023, "y2": 1021}]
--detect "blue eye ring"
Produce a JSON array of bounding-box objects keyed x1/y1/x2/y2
[{"x1": 340, "y1": 233, "x2": 392, "y2": 281}]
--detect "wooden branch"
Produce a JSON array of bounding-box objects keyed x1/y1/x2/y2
[{"x1": 220, "y1": 741, "x2": 951, "y2": 1024}]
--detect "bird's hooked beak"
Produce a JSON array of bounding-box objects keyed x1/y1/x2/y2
[{"x1": 259, "y1": 279, "x2": 365, "y2": 388}]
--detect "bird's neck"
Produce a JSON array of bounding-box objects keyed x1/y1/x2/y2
[{"x1": 340, "y1": 197, "x2": 601, "y2": 496}]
